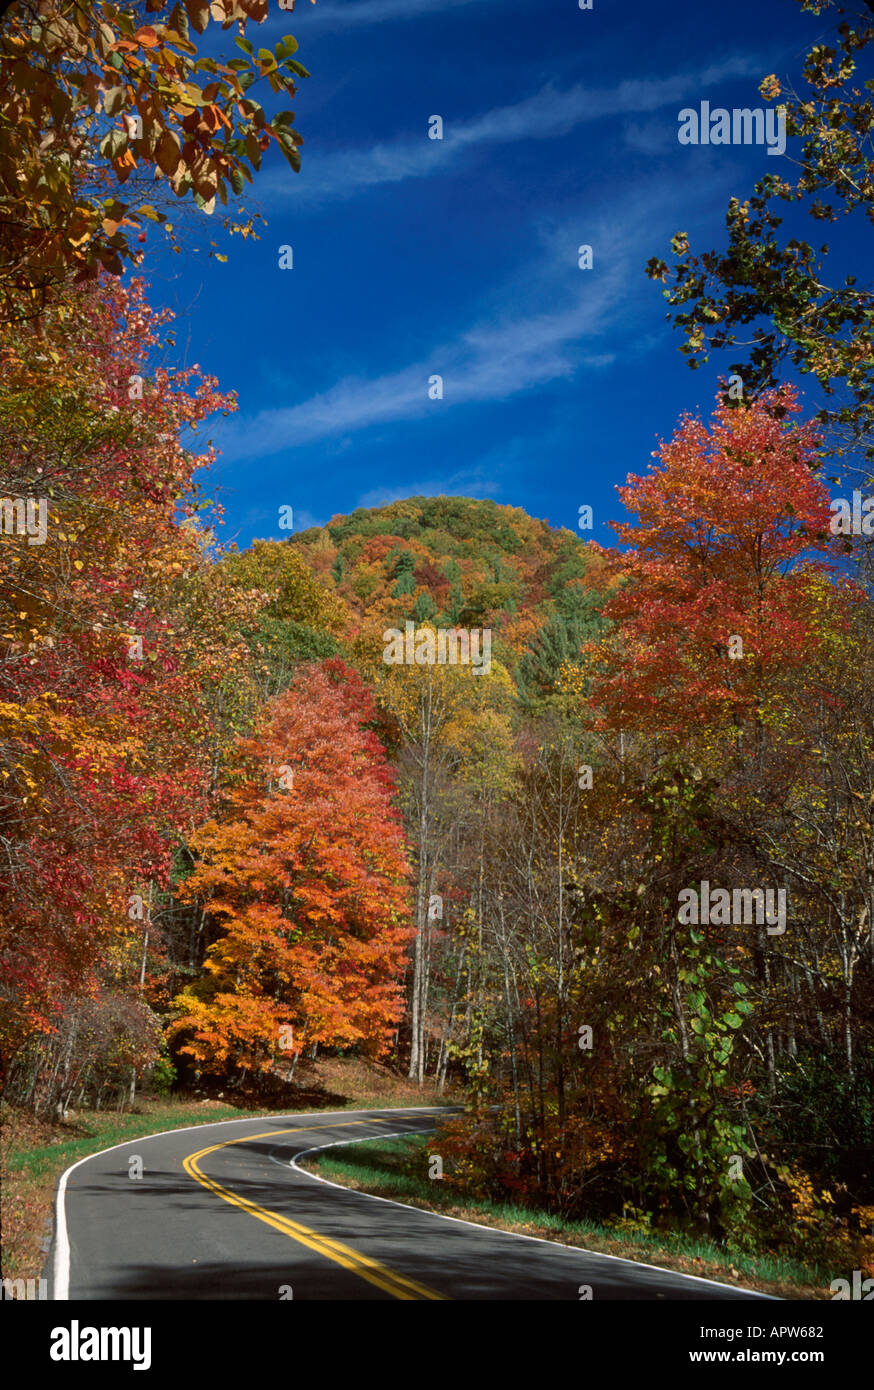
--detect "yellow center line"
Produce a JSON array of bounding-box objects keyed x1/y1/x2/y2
[{"x1": 182, "y1": 1122, "x2": 447, "y2": 1301}]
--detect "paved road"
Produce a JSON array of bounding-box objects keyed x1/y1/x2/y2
[{"x1": 52, "y1": 1106, "x2": 772, "y2": 1300}]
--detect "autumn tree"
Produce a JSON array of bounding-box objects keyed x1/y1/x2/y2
[
  {"x1": 0, "y1": 276, "x2": 239, "y2": 1077},
  {"x1": 170, "y1": 660, "x2": 414, "y2": 1080},
  {"x1": 0, "y1": 0, "x2": 311, "y2": 321},
  {"x1": 646, "y1": 0, "x2": 874, "y2": 464},
  {"x1": 216, "y1": 538, "x2": 347, "y2": 697},
  {"x1": 573, "y1": 388, "x2": 834, "y2": 745},
  {"x1": 375, "y1": 641, "x2": 516, "y2": 1084}
]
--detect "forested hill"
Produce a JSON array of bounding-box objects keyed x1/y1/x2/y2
[{"x1": 291, "y1": 496, "x2": 610, "y2": 698}]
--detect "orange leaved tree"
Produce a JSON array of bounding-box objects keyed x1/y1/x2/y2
[{"x1": 170, "y1": 659, "x2": 414, "y2": 1080}]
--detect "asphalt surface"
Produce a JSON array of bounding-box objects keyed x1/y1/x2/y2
[{"x1": 52, "y1": 1106, "x2": 772, "y2": 1300}]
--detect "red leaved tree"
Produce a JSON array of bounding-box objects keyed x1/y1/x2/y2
[
  {"x1": 581, "y1": 388, "x2": 836, "y2": 737},
  {"x1": 0, "y1": 276, "x2": 235, "y2": 1072}
]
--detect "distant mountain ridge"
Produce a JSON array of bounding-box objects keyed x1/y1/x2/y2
[{"x1": 291, "y1": 495, "x2": 608, "y2": 697}]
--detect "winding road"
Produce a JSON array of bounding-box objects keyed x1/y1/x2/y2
[{"x1": 51, "y1": 1106, "x2": 773, "y2": 1300}]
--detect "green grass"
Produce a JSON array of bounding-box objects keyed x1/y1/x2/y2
[
  {"x1": 5, "y1": 1099, "x2": 242, "y2": 1177},
  {"x1": 302, "y1": 1133, "x2": 830, "y2": 1297}
]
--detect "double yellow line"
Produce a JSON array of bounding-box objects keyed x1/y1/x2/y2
[{"x1": 183, "y1": 1123, "x2": 446, "y2": 1301}]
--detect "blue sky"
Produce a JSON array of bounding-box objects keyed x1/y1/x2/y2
[{"x1": 139, "y1": 0, "x2": 844, "y2": 550}]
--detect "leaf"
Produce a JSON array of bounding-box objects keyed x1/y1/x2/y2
[
  {"x1": 185, "y1": 0, "x2": 210, "y2": 33},
  {"x1": 100, "y1": 129, "x2": 129, "y2": 159},
  {"x1": 170, "y1": 3, "x2": 190, "y2": 39},
  {"x1": 156, "y1": 131, "x2": 181, "y2": 176},
  {"x1": 245, "y1": 132, "x2": 261, "y2": 170},
  {"x1": 104, "y1": 87, "x2": 126, "y2": 116}
]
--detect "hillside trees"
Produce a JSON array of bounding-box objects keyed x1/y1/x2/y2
[
  {"x1": 291, "y1": 497, "x2": 602, "y2": 657},
  {"x1": 216, "y1": 539, "x2": 347, "y2": 698}
]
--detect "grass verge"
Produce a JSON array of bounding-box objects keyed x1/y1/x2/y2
[{"x1": 300, "y1": 1133, "x2": 835, "y2": 1301}]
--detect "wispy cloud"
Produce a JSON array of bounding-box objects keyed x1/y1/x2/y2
[
  {"x1": 217, "y1": 279, "x2": 621, "y2": 462},
  {"x1": 289, "y1": 0, "x2": 493, "y2": 29},
  {"x1": 270, "y1": 55, "x2": 764, "y2": 207},
  {"x1": 216, "y1": 169, "x2": 734, "y2": 465},
  {"x1": 292, "y1": 507, "x2": 327, "y2": 528}
]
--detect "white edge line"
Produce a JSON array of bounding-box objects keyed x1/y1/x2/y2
[
  {"x1": 51, "y1": 1104, "x2": 453, "y2": 1299},
  {"x1": 288, "y1": 1128, "x2": 780, "y2": 1301}
]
